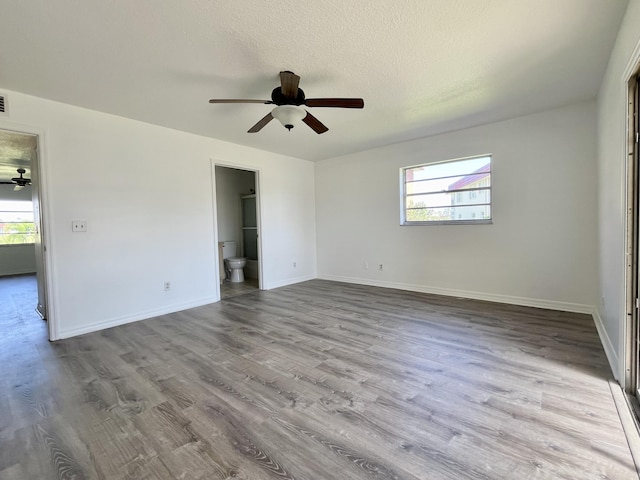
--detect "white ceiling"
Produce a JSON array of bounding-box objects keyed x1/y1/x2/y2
[
  {"x1": 0, "y1": 130, "x2": 35, "y2": 184},
  {"x1": 0, "y1": 0, "x2": 629, "y2": 161}
]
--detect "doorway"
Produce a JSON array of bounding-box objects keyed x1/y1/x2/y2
[
  {"x1": 214, "y1": 164, "x2": 261, "y2": 299},
  {"x1": 0, "y1": 127, "x2": 50, "y2": 337}
]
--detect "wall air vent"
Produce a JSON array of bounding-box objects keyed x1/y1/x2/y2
[{"x1": 0, "y1": 93, "x2": 7, "y2": 116}]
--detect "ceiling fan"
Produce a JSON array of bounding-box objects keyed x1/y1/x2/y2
[
  {"x1": 0, "y1": 168, "x2": 32, "y2": 191},
  {"x1": 209, "y1": 71, "x2": 364, "y2": 134}
]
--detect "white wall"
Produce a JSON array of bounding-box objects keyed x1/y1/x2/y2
[
  {"x1": 596, "y1": 0, "x2": 640, "y2": 380},
  {"x1": 0, "y1": 183, "x2": 32, "y2": 201},
  {"x1": 0, "y1": 89, "x2": 316, "y2": 339},
  {"x1": 316, "y1": 101, "x2": 598, "y2": 312},
  {"x1": 0, "y1": 244, "x2": 36, "y2": 276}
]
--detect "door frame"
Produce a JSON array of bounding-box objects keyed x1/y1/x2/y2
[
  {"x1": 210, "y1": 158, "x2": 263, "y2": 300},
  {"x1": 624, "y1": 36, "x2": 640, "y2": 393},
  {"x1": 625, "y1": 70, "x2": 639, "y2": 394},
  {"x1": 0, "y1": 119, "x2": 56, "y2": 340}
]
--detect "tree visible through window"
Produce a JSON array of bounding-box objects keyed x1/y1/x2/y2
[
  {"x1": 0, "y1": 200, "x2": 36, "y2": 244},
  {"x1": 401, "y1": 155, "x2": 492, "y2": 225}
]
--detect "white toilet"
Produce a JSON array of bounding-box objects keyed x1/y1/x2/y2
[{"x1": 220, "y1": 241, "x2": 246, "y2": 283}]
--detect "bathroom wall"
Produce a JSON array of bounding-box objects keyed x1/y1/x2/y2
[
  {"x1": 0, "y1": 244, "x2": 36, "y2": 276},
  {"x1": 215, "y1": 166, "x2": 255, "y2": 252}
]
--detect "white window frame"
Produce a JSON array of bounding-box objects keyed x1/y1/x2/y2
[{"x1": 400, "y1": 154, "x2": 493, "y2": 226}]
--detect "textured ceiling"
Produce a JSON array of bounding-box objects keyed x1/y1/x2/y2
[
  {"x1": 0, "y1": 130, "x2": 35, "y2": 183},
  {"x1": 0, "y1": 0, "x2": 630, "y2": 161}
]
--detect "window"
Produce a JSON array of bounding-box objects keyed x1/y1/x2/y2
[
  {"x1": 401, "y1": 154, "x2": 492, "y2": 225},
  {"x1": 0, "y1": 200, "x2": 36, "y2": 244}
]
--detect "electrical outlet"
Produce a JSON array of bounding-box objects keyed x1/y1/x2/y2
[
  {"x1": 164, "y1": 281, "x2": 171, "y2": 291},
  {"x1": 293, "y1": 261, "x2": 297, "y2": 268},
  {"x1": 72, "y1": 220, "x2": 87, "y2": 232},
  {"x1": 378, "y1": 264, "x2": 384, "y2": 271}
]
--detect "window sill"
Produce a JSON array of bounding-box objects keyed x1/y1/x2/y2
[{"x1": 401, "y1": 220, "x2": 493, "y2": 226}]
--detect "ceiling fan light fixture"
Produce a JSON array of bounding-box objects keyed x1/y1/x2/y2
[
  {"x1": 271, "y1": 105, "x2": 305, "y2": 131},
  {"x1": 13, "y1": 184, "x2": 24, "y2": 191}
]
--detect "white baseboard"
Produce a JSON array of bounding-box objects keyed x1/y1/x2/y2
[
  {"x1": 0, "y1": 269, "x2": 37, "y2": 277},
  {"x1": 264, "y1": 274, "x2": 316, "y2": 290},
  {"x1": 318, "y1": 274, "x2": 593, "y2": 313},
  {"x1": 57, "y1": 295, "x2": 218, "y2": 339},
  {"x1": 592, "y1": 307, "x2": 620, "y2": 380}
]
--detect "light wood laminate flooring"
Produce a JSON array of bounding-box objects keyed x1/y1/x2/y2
[
  {"x1": 220, "y1": 278, "x2": 259, "y2": 299},
  {"x1": 0, "y1": 275, "x2": 637, "y2": 479}
]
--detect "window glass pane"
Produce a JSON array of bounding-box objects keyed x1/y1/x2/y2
[
  {"x1": 0, "y1": 211, "x2": 34, "y2": 222},
  {"x1": 408, "y1": 190, "x2": 491, "y2": 209},
  {"x1": 406, "y1": 206, "x2": 453, "y2": 222},
  {"x1": 402, "y1": 155, "x2": 492, "y2": 224},
  {"x1": 407, "y1": 192, "x2": 455, "y2": 208},
  {"x1": 450, "y1": 189, "x2": 491, "y2": 207},
  {"x1": 407, "y1": 172, "x2": 491, "y2": 195},
  {"x1": 451, "y1": 205, "x2": 491, "y2": 220},
  {"x1": 406, "y1": 205, "x2": 491, "y2": 222},
  {"x1": 0, "y1": 200, "x2": 36, "y2": 244},
  {"x1": 406, "y1": 156, "x2": 490, "y2": 182},
  {"x1": 0, "y1": 200, "x2": 33, "y2": 212}
]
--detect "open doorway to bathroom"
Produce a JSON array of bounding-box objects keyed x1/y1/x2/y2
[{"x1": 214, "y1": 165, "x2": 261, "y2": 299}]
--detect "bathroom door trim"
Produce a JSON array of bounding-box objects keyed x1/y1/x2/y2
[{"x1": 210, "y1": 158, "x2": 263, "y2": 300}]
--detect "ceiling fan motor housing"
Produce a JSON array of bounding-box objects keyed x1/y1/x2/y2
[
  {"x1": 271, "y1": 87, "x2": 305, "y2": 106},
  {"x1": 11, "y1": 168, "x2": 31, "y2": 186}
]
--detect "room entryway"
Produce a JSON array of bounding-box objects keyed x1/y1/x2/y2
[
  {"x1": 214, "y1": 164, "x2": 262, "y2": 299},
  {"x1": 0, "y1": 127, "x2": 50, "y2": 338}
]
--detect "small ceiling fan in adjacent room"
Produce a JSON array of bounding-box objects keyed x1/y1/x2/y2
[
  {"x1": 0, "y1": 168, "x2": 32, "y2": 191},
  {"x1": 209, "y1": 71, "x2": 364, "y2": 134}
]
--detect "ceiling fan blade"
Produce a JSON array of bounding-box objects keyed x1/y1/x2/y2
[
  {"x1": 304, "y1": 98, "x2": 364, "y2": 108},
  {"x1": 209, "y1": 99, "x2": 273, "y2": 104},
  {"x1": 280, "y1": 71, "x2": 300, "y2": 99},
  {"x1": 302, "y1": 111, "x2": 329, "y2": 134},
  {"x1": 248, "y1": 112, "x2": 274, "y2": 133}
]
